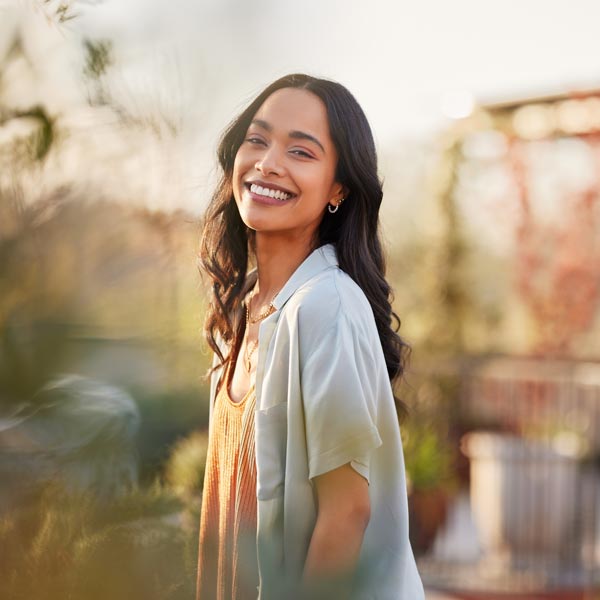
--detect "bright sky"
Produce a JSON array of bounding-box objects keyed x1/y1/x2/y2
[
  {"x1": 3, "y1": 0, "x2": 599, "y2": 216},
  {"x1": 75, "y1": 0, "x2": 600, "y2": 145}
]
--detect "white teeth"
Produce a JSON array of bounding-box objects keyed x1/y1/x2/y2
[{"x1": 249, "y1": 183, "x2": 291, "y2": 200}]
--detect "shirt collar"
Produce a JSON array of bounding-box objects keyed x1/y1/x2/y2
[{"x1": 272, "y1": 243, "x2": 338, "y2": 310}]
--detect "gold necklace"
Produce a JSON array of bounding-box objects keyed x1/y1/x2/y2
[
  {"x1": 244, "y1": 337, "x2": 259, "y2": 373},
  {"x1": 243, "y1": 287, "x2": 279, "y2": 373},
  {"x1": 246, "y1": 288, "x2": 277, "y2": 324}
]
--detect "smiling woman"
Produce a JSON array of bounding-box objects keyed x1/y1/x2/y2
[
  {"x1": 232, "y1": 87, "x2": 345, "y2": 240},
  {"x1": 196, "y1": 74, "x2": 424, "y2": 600}
]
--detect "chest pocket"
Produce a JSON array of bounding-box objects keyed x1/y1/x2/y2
[{"x1": 255, "y1": 402, "x2": 288, "y2": 501}]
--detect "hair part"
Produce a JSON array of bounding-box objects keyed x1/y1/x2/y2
[{"x1": 199, "y1": 73, "x2": 410, "y2": 413}]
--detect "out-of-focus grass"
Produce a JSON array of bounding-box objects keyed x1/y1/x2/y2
[
  {"x1": 0, "y1": 479, "x2": 199, "y2": 600},
  {"x1": 163, "y1": 430, "x2": 209, "y2": 501}
]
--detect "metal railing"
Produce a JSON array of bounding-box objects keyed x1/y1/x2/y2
[{"x1": 419, "y1": 357, "x2": 600, "y2": 599}]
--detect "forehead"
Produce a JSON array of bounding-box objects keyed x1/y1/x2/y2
[{"x1": 252, "y1": 88, "x2": 333, "y2": 146}]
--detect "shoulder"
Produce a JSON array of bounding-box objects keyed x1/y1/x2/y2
[{"x1": 284, "y1": 265, "x2": 377, "y2": 348}]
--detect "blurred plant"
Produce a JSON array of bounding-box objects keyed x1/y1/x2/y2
[
  {"x1": 422, "y1": 133, "x2": 471, "y2": 355},
  {"x1": 400, "y1": 368, "x2": 461, "y2": 556},
  {"x1": 400, "y1": 356, "x2": 464, "y2": 487},
  {"x1": 0, "y1": 479, "x2": 198, "y2": 600},
  {"x1": 42, "y1": 0, "x2": 79, "y2": 23},
  {"x1": 440, "y1": 92, "x2": 600, "y2": 358},
  {"x1": 0, "y1": 187, "x2": 78, "y2": 401},
  {"x1": 508, "y1": 138, "x2": 600, "y2": 356},
  {"x1": 403, "y1": 414, "x2": 456, "y2": 556},
  {"x1": 0, "y1": 186, "x2": 203, "y2": 396},
  {"x1": 0, "y1": 186, "x2": 210, "y2": 496},
  {"x1": 163, "y1": 430, "x2": 209, "y2": 501},
  {"x1": 0, "y1": 2, "x2": 78, "y2": 166},
  {"x1": 0, "y1": 105, "x2": 55, "y2": 164},
  {"x1": 404, "y1": 416, "x2": 455, "y2": 556},
  {"x1": 386, "y1": 119, "x2": 509, "y2": 363},
  {"x1": 83, "y1": 39, "x2": 112, "y2": 80},
  {"x1": 82, "y1": 38, "x2": 113, "y2": 105},
  {"x1": 403, "y1": 421, "x2": 454, "y2": 492},
  {"x1": 161, "y1": 429, "x2": 208, "y2": 537}
]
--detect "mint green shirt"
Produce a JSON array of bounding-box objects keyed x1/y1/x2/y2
[{"x1": 208, "y1": 244, "x2": 424, "y2": 599}]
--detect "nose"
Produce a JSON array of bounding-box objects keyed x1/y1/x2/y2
[{"x1": 254, "y1": 146, "x2": 284, "y2": 176}]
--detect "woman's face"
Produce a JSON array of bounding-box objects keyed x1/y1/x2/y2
[{"x1": 232, "y1": 87, "x2": 345, "y2": 244}]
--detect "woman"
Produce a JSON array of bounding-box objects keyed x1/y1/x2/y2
[{"x1": 196, "y1": 74, "x2": 424, "y2": 600}]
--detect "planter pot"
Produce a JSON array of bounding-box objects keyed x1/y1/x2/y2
[{"x1": 408, "y1": 487, "x2": 449, "y2": 556}]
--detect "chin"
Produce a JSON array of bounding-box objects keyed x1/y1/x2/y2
[
  {"x1": 239, "y1": 214, "x2": 271, "y2": 233},
  {"x1": 238, "y1": 206, "x2": 279, "y2": 232}
]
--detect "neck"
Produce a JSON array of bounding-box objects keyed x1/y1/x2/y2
[{"x1": 253, "y1": 231, "x2": 317, "y2": 304}]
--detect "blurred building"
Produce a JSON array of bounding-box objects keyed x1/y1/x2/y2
[{"x1": 417, "y1": 88, "x2": 600, "y2": 599}]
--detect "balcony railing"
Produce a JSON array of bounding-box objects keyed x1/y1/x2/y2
[{"x1": 419, "y1": 357, "x2": 600, "y2": 599}]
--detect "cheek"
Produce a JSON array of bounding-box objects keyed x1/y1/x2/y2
[
  {"x1": 310, "y1": 171, "x2": 337, "y2": 201},
  {"x1": 232, "y1": 156, "x2": 244, "y2": 198}
]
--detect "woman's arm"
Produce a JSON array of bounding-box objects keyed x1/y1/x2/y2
[{"x1": 302, "y1": 463, "x2": 370, "y2": 596}]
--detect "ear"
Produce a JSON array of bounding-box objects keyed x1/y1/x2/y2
[{"x1": 331, "y1": 182, "x2": 349, "y2": 201}]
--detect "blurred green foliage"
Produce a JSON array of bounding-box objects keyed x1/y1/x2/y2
[
  {"x1": 43, "y1": 0, "x2": 79, "y2": 23},
  {"x1": 84, "y1": 40, "x2": 112, "y2": 80},
  {"x1": 163, "y1": 430, "x2": 209, "y2": 501},
  {"x1": 399, "y1": 367, "x2": 461, "y2": 494},
  {"x1": 0, "y1": 185, "x2": 211, "y2": 486},
  {"x1": 403, "y1": 420, "x2": 455, "y2": 491}
]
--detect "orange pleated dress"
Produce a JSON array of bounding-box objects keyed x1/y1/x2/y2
[{"x1": 196, "y1": 357, "x2": 259, "y2": 600}]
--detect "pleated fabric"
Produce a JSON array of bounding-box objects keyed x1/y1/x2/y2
[{"x1": 196, "y1": 360, "x2": 258, "y2": 600}]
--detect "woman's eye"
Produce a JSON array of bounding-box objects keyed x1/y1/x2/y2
[
  {"x1": 246, "y1": 136, "x2": 265, "y2": 145},
  {"x1": 290, "y1": 149, "x2": 313, "y2": 158}
]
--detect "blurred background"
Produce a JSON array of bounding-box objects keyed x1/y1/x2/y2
[{"x1": 1, "y1": 1, "x2": 600, "y2": 598}]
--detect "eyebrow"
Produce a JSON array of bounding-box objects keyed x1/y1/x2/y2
[{"x1": 251, "y1": 119, "x2": 325, "y2": 153}]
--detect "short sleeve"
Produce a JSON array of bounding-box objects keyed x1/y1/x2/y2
[{"x1": 300, "y1": 313, "x2": 383, "y2": 481}]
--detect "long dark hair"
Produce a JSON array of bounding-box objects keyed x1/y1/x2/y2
[{"x1": 200, "y1": 73, "x2": 410, "y2": 406}]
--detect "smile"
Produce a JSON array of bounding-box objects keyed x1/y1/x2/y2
[{"x1": 248, "y1": 183, "x2": 294, "y2": 201}]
